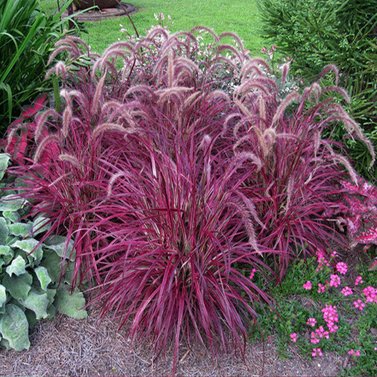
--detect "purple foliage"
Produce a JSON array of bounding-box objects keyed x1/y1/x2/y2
[{"x1": 6, "y1": 27, "x2": 374, "y2": 371}]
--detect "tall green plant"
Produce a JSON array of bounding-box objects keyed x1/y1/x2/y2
[
  {"x1": 259, "y1": 0, "x2": 377, "y2": 181},
  {"x1": 0, "y1": 0, "x2": 75, "y2": 134}
]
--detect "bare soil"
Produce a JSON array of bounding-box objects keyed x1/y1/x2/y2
[{"x1": 0, "y1": 310, "x2": 344, "y2": 377}]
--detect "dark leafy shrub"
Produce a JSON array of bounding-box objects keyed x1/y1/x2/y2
[
  {"x1": 0, "y1": 0, "x2": 76, "y2": 133},
  {"x1": 6, "y1": 27, "x2": 373, "y2": 370},
  {"x1": 0, "y1": 153, "x2": 87, "y2": 351},
  {"x1": 259, "y1": 0, "x2": 377, "y2": 181}
]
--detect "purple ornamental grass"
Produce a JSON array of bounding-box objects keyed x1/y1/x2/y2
[{"x1": 6, "y1": 27, "x2": 375, "y2": 371}]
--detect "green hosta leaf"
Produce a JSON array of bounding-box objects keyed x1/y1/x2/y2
[
  {"x1": 8, "y1": 223, "x2": 32, "y2": 237},
  {"x1": 55, "y1": 286, "x2": 87, "y2": 319},
  {"x1": 44, "y1": 235, "x2": 75, "y2": 261},
  {"x1": 0, "y1": 284, "x2": 6, "y2": 307},
  {"x1": 0, "y1": 154, "x2": 10, "y2": 180},
  {"x1": 32, "y1": 215, "x2": 51, "y2": 236},
  {"x1": 22, "y1": 289, "x2": 49, "y2": 320},
  {"x1": 0, "y1": 218, "x2": 9, "y2": 244},
  {"x1": 6, "y1": 255, "x2": 26, "y2": 276},
  {"x1": 0, "y1": 195, "x2": 26, "y2": 211},
  {"x1": 2, "y1": 211, "x2": 20, "y2": 223},
  {"x1": 34, "y1": 266, "x2": 51, "y2": 291},
  {"x1": 0, "y1": 304, "x2": 30, "y2": 351},
  {"x1": 2, "y1": 272, "x2": 32, "y2": 301}
]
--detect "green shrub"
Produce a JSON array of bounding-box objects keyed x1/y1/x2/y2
[
  {"x1": 0, "y1": 153, "x2": 86, "y2": 351},
  {"x1": 259, "y1": 0, "x2": 377, "y2": 181},
  {"x1": 0, "y1": 0, "x2": 75, "y2": 134}
]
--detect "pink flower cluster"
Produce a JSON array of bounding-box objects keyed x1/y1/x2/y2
[
  {"x1": 341, "y1": 286, "x2": 353, "y2": 296},
  {"x1": 306, "y1": 317, "x2": 317, "y2": 327},
  {"x1": 353, "y1": 299, "x2": 365, "y2": 311},
  {"x1": 290, "y1": 333, "x2": 298, "y2": 343},
  {"x1": 316, "y1": 249, "x2": 330, "y2": 270},
  {"x1": 303, "y1": 281, "x2": 312, "y2": 290},
  {"x1": 348, "y1": 349, "x2": 361, "y2": 357},
  {"x1": 249, "y1": 268, "x2": 257, "y2": 280},
  {"x1": 293, "y1": 256, "x2": 377, "y2": 359},
  {"x1": 363, "y1": 286, "x2": 377, "y2": 303},
  {"x1": 317, "y1": 283, "x2": 326, "y2": 293},
  {"x1": 312, "y1": 348, "x2": 323, "y2": 357},
  {"x1": 336, "y1": 262, "x2": 348, "y2": 275},
  {"x1": 317, "y1": 304, "x2": 337, "y2": 335},
  {"x1": 329, "y1": 274, "x2": 341, "y2": 287},
  {"x1": 355, "y1": 276, "x2": 363, "y2": 286}
]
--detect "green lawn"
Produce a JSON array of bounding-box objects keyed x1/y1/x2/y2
[{"x1": 39, "y1": 0, "x2": 264, "y2": 54}]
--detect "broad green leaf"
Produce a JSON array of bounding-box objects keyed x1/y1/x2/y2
[
  {"x1": 0, "y1": 284, "x2": 6, "y2": 307},
  {"x1": 6, "y1": 255, "x2": 26, "y2": 276},
  {"x1": 12, "y1": 238, "x2": 39, "y2": 253},
  {"x1": 44, "y1": 235, "x2": 75, "y2": 261},
  {"x1": 46, "y1": 288, "x2": 57, "y2": 305},
  {"x1": 34, "y1": 266, "x2": 51, "y2": 291},
  {"x1": 12, "y1": 239, "x2": 43, "y2": 264},
  {"x1": 40, "y1": 250, "x2": 62, "y2": 283},
  {"x1": 0, "y1": 195, "x2": 26, "y2": 211},
  {"x1": 0, "y1": 245, "x2": 12, "y2": 257},
  {"x1": 0, "y1": 218, "x2": 9, "y2": 244},
  {"x1": 0, "y1": 304, "x2": 30, "y2": 351},
  {"x1": 8, "y1": 223, "x2": 32, "y2": 237},
  {"x1": 32, "y1": 215, "x2": 51, "y2": 236},
  {"x1": 2, "y1": 272, "x2": 32, "y2": 301},
  {"x1": 46, "y1": 303, "x2": 57, "y2": 320},
  {"x1": 0, "y1": 154, "x2": 10, "y2": 180},
  {"x1": 55, "y1": 286, "x2": 87, "y2": 319},
  {"x1": 22, "y1": 289, "x2": 49, "y2": 320},
  {"x1": 2, "y1": 210, "x2": 20, "y2": 223}
]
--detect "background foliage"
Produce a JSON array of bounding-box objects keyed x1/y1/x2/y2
[
  {"x1": 0, "y1": 0, "x2": 75, "y2": 133},
  {"x1": 259, "y1": 0, "x2": 377, "y2": 181}
]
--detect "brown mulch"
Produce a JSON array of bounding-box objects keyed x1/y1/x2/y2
[{"x1": 0, "y1": 311, "x2": 344, "y2": 377}]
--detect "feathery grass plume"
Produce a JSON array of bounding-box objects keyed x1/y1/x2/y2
[{"x1": 6, "y1": 26, "x2": 375, "y2": 373}]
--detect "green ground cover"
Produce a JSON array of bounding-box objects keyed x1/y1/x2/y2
[{"x1": 39, "y1": 0, "x2": 264, "y2": 54}]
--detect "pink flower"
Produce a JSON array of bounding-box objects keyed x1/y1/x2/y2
[
  {"x1": 336, "y1": 262, "x2": 348, "y2": 275},
  {"x1": 330, "y1": 274, "x2": 341, "y2": 287},
  {"x1": 310, "y1": 332, "x2": 320, "y2": 344},
  {"x1": 312, "y1": 348, "x2": 323, "y2": 357},
  {"x1": 317, "y1": 283, "x2": 326, "y2": 293},
  {"x1": 249, "y1": 268, "x2": 257, "y2": 280},
  {"x1": 316, "y1": 249, "x2": 329, "y2": 269},
  {"x1": 290, "y1": 333, "x2": 298, "y2": 343},
  {"x1": 362, "y1": 286, "x2": 377, "y2": 303},
  {"x1": 328, "y1": 323, "x2": 338, "y2": 333},
  {"x1": 348, "y1": 349, "x2": 361, "y2": 357},
  {"x1": 353, "y1": 299, "x2": 365, "y2": 311},
  {"x1": 303, "y1": 281, "x2": 312, "y2": 290},
  {"x1": 322, "y1": 304, "x2": 338, "y2": 324},
  {"x1": 331, "y1": 251, "x2": 337, "y2": 257},
  {"x1": 315, "y1": 326, "x2": 329, "y2": 339},
  {"x1": 341, "y1": 286, "x2": 353, "y2": 296},
  {"x1": 354, "y1": 275, "x2": 363, "y2": 286},
  {"x1": 307, "y1": 317, "x2": 317, "y2": 327}
]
